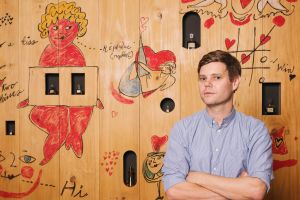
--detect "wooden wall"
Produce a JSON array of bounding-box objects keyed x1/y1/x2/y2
[{"x1": 0, "y1": 0, "x2": 299, "y2": 199}]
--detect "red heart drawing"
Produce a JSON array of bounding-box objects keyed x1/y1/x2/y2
[
  {"x1": 240, "y1": 0, "x2": 252, "y2": 8},
  {"x1": 273, "y1": 15, "x2": 285, "y2": 27},
  {"x1": 109, "y1": 172, "x2": 113, "y2": 176},
  {"x1": 260, "y1": 34, "x2": 271, "y2": 45},
  {"x1": 241, "y1": 53, "x2": 250, "y2": 64},
  {"x1": 204, "y1": 17, "x2": 214, "y2": 29},
  {"x1": 151, "y1": 135, "x2": 168, "y2": 152},
  {"x1": 225, "y1": 38, "x2": 236, "y2": 50},
  {"x1": 105, "y1": 167, "x2": 109, "y2": 172},
  {"x1": 137, "y1": 46, "x2": 176, "y2": 71}
]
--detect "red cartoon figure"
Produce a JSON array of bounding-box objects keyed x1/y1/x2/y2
[{"x1": 18, "y1": 1, "x2": 103, "y2": 165}]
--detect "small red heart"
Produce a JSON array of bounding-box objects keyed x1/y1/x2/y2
[
  {"x1": 204, "y1": 17, "x2": 214, "y2": 29},
  {"x1": 240, "y1": 0, "x2": 252, "y2": 8},
  {"x1": 241, "y1": 54, "x2": 250, "y2": 64},
  {"x1": 103, "y1": 156, "x2": 107, "y2": 160},
  {"x1": 109, "y1": 172, "x2": 113, "y2": 176},
  {"x1": 273, "y1": 16, "x2": 285, "y2": 27},
  {"x1": 105, "y1": 167, "x2": 109, "y2": 172},
  {"x1": 110, "y1": 161, "x2": 113, "y2": 165},
  {"x1": 225, "y1": 38, "x2": 236, "y2": 50},
  {"x1": 151, "y1": 135, "x2": 168, "y2": 152},
  {"x1": 260, "y1": 34, "x2": 271, "y2": 45}
]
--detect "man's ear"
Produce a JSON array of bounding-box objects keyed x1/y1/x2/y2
[{"x1": 232, "y1": 76, "x2": 241, "y2": 92}]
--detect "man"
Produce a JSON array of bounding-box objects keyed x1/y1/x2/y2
[{"x1": 162, "y1": 50, "x2": 273, "y2": 200}]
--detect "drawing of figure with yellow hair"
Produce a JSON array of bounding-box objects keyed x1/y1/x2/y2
[
  {"x1": 18, "y1": 1, "x2": 104, "y2": 166},
  {"x1": 38, "y1": 1, "x2": 88, "y2": 66}
]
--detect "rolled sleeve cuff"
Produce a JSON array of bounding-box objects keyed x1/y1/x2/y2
[
  {"x1": 251, "y1": 171, "x2": 273, "y2": 192},
  {"x1": 162, "y1": 175, "x2": 186, "y2": 192}
]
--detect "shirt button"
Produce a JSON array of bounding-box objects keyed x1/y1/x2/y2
[
  {"x1": 215, "y1": 148, "x2": 219, "y2": 152},
  {"x1": 217, "y1": 129, "x2": 221, "y2": 133},
  {"x1": 213, "y1": 167, "x2": 217, "y2": 171}
]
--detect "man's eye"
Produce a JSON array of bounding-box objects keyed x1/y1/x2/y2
[
  {"x1": 213, "y1": 76, "x2": 222, "y2": 80},
  {"x1": 199, "y1": 77, "x2": 206, "y2": 81},
  {"x1": 19, "y1": 155, "x2": 36, "y2": 164},
  {"x1": 65, "y1": 26, "x2": 72, "y2": 30},
  {"x1": 53, "y1": 26, "x2": 58, "y2": 31}
]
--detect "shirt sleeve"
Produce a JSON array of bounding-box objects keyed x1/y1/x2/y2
[
  {"x1": 162, "y1": 122, "x2": 190, "y2": 192},
  {"x1": 247, "y1": 121, "x2": 273, "y2": 192}
]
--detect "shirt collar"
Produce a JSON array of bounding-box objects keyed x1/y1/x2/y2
[{"x1": 204, "y1": 108, "x2": 236, "y2": 128}]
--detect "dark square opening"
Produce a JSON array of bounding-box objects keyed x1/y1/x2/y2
[
  {"x1": 45, "y1": 73, "x2": 59, "y2": 95},
  {"x1": 262, "y1": 83, "x2": 281, "y2": 115},
  {"x1": 72, "y1": 73, "x2": 85, "y2": 95},
  {"x1": 6, "y1": 121, "x2": 15, "y2": 136}
]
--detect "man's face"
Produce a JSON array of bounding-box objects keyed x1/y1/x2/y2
[
  {"x1": 48, "y1": 19, "x2": 79, "y2": 49},
  {"x1": 198, "y1": 62, "x2": 240, "y2": 107}
]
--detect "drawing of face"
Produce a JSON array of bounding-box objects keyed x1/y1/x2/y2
[
  {"x1": 0, "y1": 150, "x2": 42, "y2": 198},
  {"x1": 48, "y1": 19, "x2": 79, "y2": 49},
  {"x1": 198, "y1": 62, "x2": 240, "y2": 107},
  {"x1": 145, "y1": 152, "x2": 164, "y2": 174}
]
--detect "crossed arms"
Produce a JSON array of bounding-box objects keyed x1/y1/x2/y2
[{"x1": 166, "y1": 171, "x2": 267, "y2": 200}]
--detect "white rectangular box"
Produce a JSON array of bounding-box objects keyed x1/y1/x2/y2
[{"x1": 28, "y1": 66, "x2": 98, "y2": 106}]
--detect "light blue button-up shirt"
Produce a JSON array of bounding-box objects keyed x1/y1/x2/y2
[{"x1": 162, "y1": 109, "x2": 273, "y2": 192}]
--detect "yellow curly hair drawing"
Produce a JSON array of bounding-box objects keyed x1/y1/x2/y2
[{"x1": 38, "y1": 1, "x2": 88, "y2": 38}]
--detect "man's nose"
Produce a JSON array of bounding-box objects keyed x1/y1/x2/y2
[{"x1": 204, "y1": 78, "x2": 213, "y2": 87}]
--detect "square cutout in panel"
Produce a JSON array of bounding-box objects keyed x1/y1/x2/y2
[
  {"x1": 45, "y1": 73, "x2": 59, "y2": 95},
  {"x1": 262, "y1": 83, "x2": 281, "y2": 115},
  {"x1": 72, "y1": 73, "x2": 85, "y2": 95},
  {"x1": 6, "y1": 121, "x2": 15, "y2": 136}
]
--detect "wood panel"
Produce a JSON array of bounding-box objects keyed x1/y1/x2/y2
[
  {"x1": 56, "y1": 1, "x2": 100, "y2": 200},
  {"x1": 18, "y1": 1, "x2": 60, "y2": 200},
  {"x1": 0, "y1": 0, "x2": 21, "y2": 198},
  {"x1": 98, "y1": 0, "x2": 140, "y2": 199},
  {"x1": 264, "y1": 1, "x2": 300, "y2": 199},
  {"x1": 139, "y1": 1, "x2": 180, "y2": 200}
]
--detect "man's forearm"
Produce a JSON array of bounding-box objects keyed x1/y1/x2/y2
[
  {"x1": 186, "y1": 172, "x2": 266, "y2": 200},
  {"x1": 166, "y1": 181, "x2": 227, "y2": 200}
]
